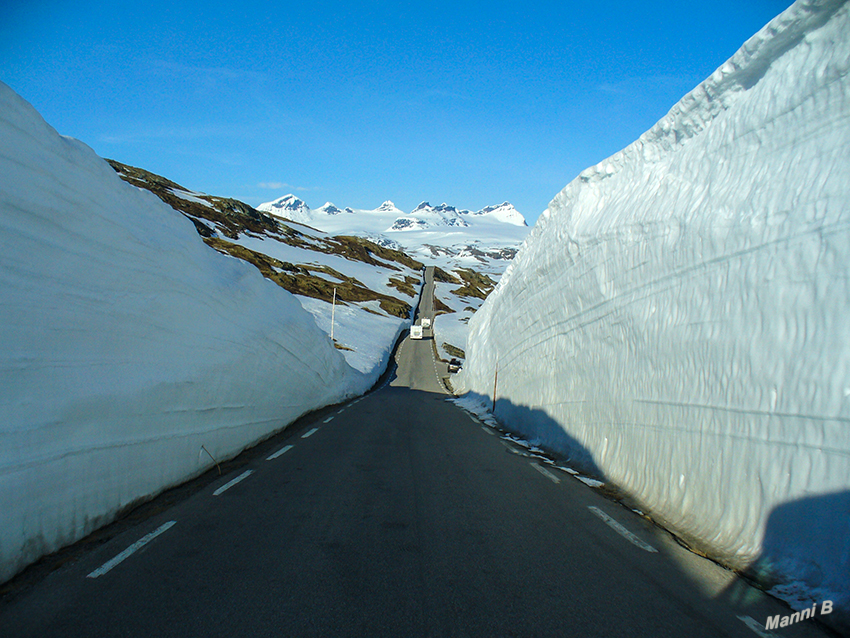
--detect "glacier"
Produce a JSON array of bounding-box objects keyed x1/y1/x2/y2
[
  {"x1": 457, "y1": 0, "x2": 850, "y2": 620},
  {"x1": 0, "y1": 82, "x2": 369, "y2": 583}
]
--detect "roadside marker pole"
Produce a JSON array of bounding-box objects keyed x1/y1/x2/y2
[
  {"x1": 492, "y1": 364, "x2": 498, "y2": 412},
  {"x1": 331, "y1": 287, "x2": 337, "y2": 341}
]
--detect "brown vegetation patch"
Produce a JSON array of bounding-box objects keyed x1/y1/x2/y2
[
  {"x1": 450, "y1": 268, "x2": 496, "y2": 300},
  {"x1": 387, "y1": 275, "x2": 420, "y2": 297},
  {"x1": 108, "y1": 160, "x2": 422, "y2": 277},
  {"x1": 442, "y1": 343, "x2": 466, "y2": 359},
  {"x1": 325, "y1": 235, "x2": 423, "y2": 271},
  {"x1": 434, "y1": 266, "x2": 461, "y2": 284},
  {"x1": 433, "y1": 295, "x2": 455, "y2": 315},
  {"x1": 108, "y1": 160, "x2": 280, "y2": 239},
  {"x1": 203, "y1": 238, "x2": 412, "y2": 317}
]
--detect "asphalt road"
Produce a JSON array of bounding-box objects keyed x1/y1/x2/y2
[
  {"x1": 394, "y1": 266, "x2": 446, "y2": 393},
  {"x1": 0, "y1": 267, "x2": 835, "y2": 637}
]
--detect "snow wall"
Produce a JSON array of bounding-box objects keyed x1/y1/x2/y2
[
  {"x1": 0, "y1": 83, "x2": 370, "y2": 584},
  {"x1": 457, "y1": 0, "x2": 850, "y2": 614}
]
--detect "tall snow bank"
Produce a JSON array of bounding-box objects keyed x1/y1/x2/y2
[
  {"x1": 0, "y1": 83, "x2": 368, "y2": 583},
  {"x1": 457, "y1": 0, "x2": 850, "y2": 615}
]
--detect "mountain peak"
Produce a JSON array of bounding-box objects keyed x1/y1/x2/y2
[
  {"x1": 317, "y1": 202, "x2": 343, "y2": 215},
  {"x1": 257, "y1": 194, "x2": 313, "y2": 224},
  {"x1": 377, "y1": 200, "x2": 401, "y2": 213},
  {"x1": 269, "y1": 194, "x2": 306, "y2": 210},
  {"x1": 475, "y1": 202, "x2": 527, "y2": 226}
]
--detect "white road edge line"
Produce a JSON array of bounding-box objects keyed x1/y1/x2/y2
[
  {"x1": 737, "y1": 616, "x2": 777, "y2": 637},
  {"x1": 588, "y1": 506, "x2": 658, "y2": 553},
  {"x1": 87, "y1": 521, "x2": 176, "y2": 578},
  {"x1": 266, "y1": 444, "x2": 293, "y2": 461},
  {"x1": 531, "y1": 462, "x2": 561, "y2": 484},
  {"x1": 213, "y1": 470, "x2": 254, "y2": 496},
  {"x1": 323, "y1": 416, "x2": 334, "y2": 423},
  {"x1": 302, "y1": 427, "x2": 319, "y2": 438}
]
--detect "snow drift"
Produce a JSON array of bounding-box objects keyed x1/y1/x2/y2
[
  {"x1": 457, "y1": 0, "x2": 850, "y2": 615},
  {"x1": 0, "y1": 82, "x2": 368, "y2": 583}
]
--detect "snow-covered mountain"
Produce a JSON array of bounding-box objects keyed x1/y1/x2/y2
[
  {"x1": 259, "y1": 195, "x2": 531, "y2": 361},
  {"x1": 316, "y1": 202, "x2": 344, "y2": 215},
  {"x1": 260, "y1": 196, "x2": 527, "y2": 234},
  {"x1": 458, "y1": 0, "x2": 850, "y2": 628},
  {"x1": 473, "y1": 202, "x2": 527, "y2": 226},
  {"x1": 376, "y1": 200, "x2": 403, "y2": 214},
  {"x1": 397, "y1": 202, "x2": 470, "y2": 229},
  {"x1": 259, "y1": 193, "x2": 313, "y2": 224}
]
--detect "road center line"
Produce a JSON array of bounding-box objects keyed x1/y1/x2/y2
[
  {"x1": 213, "y1": 470, "x2": 253, "y2": 496},
  {"x1": 87, "y1": 521, "x2": 176, "y2": 578},
  {"x1": 588, "y1": 506, "x2": 658, "y2": 553},
  {"x1": 266, "y1": 444, "x2": 293, "y2": 461},
  {"x1": 323, "y1": 416, "x2": 334, "y2": 423},
  {"x1": 531, "y1": 462, "x2": 561, "y2": 484},
  {"x1": 302, "y1": 427, "x2": 319, "y2": 438}
]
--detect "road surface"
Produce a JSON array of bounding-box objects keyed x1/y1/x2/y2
[{"x1": 0, "y1": 266, "x2": 834, "y2": 637}]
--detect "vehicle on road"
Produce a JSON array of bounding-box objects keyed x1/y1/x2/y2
[
  {"x1": 421, "y1": 318, "x2": 431, "y2": 329},
  {"x1": 410, "y1": 325, "x2": 423, "y2": 340},
  {"x1": 448, "y1": 358, "x2": 461, "y2": 373}
]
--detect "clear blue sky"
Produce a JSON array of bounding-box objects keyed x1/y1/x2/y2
[{"x1": 2, "y1": 0, "x2": 792, "y2": 223}]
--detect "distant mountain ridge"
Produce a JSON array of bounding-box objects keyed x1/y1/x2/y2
[{"x1": 258, "y1": 195, "x2": 528, "y2": 231}]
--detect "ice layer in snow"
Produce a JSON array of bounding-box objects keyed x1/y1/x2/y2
[
  {"x1": 0, "y1": 82, "x2": 369, "y2": 583},
  {"x1": 457, "y1": 0, "x2": 850, "y2": 622}
]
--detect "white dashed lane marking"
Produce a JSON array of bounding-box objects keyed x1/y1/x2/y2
[
  {"x1": 302, "y1": 427, "x2": 319, "y2": 438},
  {"x1": 266, "y1": 444, "x2": 293, "y2": 461},
  {"x1": 323, "y1": 416, "x2": 334, "y2": 423},
  {"x1": 530, "y1": 462, "x2": 561, "y2": 484},
  {"x1": 588, "y1": 506, "x2": 658, "y2": 553},
  {"x1": 213, "y1": 470, "x2": 254, "y2": 496},
  {"x1": 87, "y1": 521, "x2": 176, "y2": 578}
]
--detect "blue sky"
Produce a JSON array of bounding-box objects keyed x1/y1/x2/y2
[{"x1": 2, "y1": 0, "x2": 792, "y2": 224}]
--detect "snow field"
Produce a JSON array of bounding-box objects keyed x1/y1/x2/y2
[
  {"x1": 430, "y1": 281, "x2": 474, "y2": 358},
  {"x1": 457, "y1": 0, "x2": 850, "y2": 621},
  {"x1": 0, "y1": 82, "x2": 369, "y2": 584},
  {"x1": 231, "y1": 231, "x2": 420, "y2": 376},
  {"x1": 297, "y1": 295, "x2": 413, "y2": 375},
  {"x1": 258, "y1": 192, "x2": 530, "y2": 367},
  {"x1": 429, "y1": 258, "x2": 505, "y2": 361}
]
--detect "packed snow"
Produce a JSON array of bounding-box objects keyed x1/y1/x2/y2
[
  {"x1": 0, "y1": 82, "x2": 371, "y2": 584},
  {"x1": 457, "y1": 0, "x2": 850, "y2": 624}
]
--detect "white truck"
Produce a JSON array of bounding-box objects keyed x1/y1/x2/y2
[
  {"x1": 410, "y1": 324, "x2": 423, "y2": 340},
  {"x1": 421, "y1": 317, "x2": 431, "y2": 329}
]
